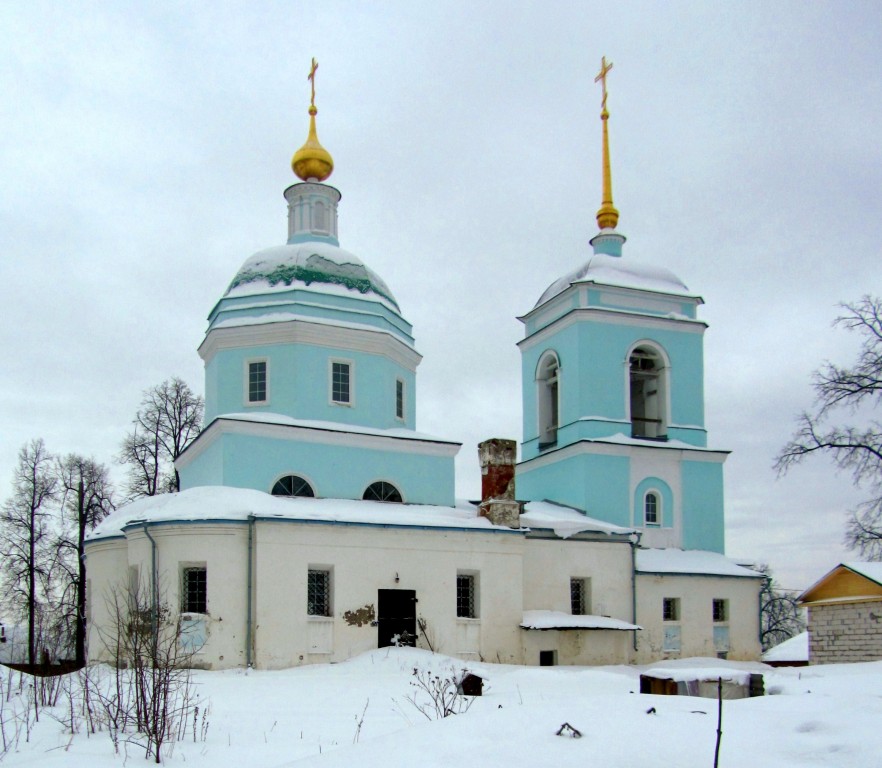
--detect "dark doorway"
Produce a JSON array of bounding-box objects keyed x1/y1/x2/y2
[
  {"x1": 539, "y1": 650, "x2": 557, "y2": 666},
  {"x1": 378, "y1": 589, "x2": 417, "y2": 647}
]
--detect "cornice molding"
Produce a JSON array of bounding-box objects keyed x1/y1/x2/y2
[{"x1": 198, "y1": 318, "x2": 422, "y2": 370}]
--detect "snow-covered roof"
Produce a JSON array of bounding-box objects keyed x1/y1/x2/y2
[
  {"x1": 86, "y1": 487, "x2": 522, "y2": 543},
  {"x1": 208, "y1": 412, "x2": 460, "y2": 445},
  {"x1": 762, "y1": 632, "x2": 809, "y2": 663},
  {"x1": 636, "y1": 549, "x2": 764, "y2": 578},
  {"x1": 536, "y1": 253, "x2": 692, "y2": 307},
  {"x1": 520, "y1": 610, "x2": 640, "y2": 631},
  {"x1": 641, "y1": 666, "x2": 753, "y2": 685},
  {"x1": 224, "y1": 242, "x2": 399, "y2": 312},
  {"x1": 519, "y1": 501, "x2": 634, "y2": 538}
]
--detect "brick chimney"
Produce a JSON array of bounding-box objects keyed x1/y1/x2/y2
[{"x1": 478, "y1": 438, "x2": 520, "y2": 528}]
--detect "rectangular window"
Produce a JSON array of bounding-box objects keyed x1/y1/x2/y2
[
  {"x1": 713, "y1": 625, "x2": 730, "y2": 653},
  {"x1": 307, "y1": 569, "x2": 331, "y2": 617},
  {"x1": 248, "y1": 360, "x2": 267, "y2": 403},
  {"x1": 662, "y1": 597, "x2": 680, "y2": 622},
  {"x1": 331, "y1": 361, "x2": 351, "y2": 405},
  {"x1": 712, "y1": 598, "x2": 728, "y2": 622},
  {"x1": 570, "y1": 577, "x2": 590, "y2": 615},
  {"x1": 457, "y1": 573, "x2": 477, "y2": 618},
  {"x1": 396, "y1": 379, "x2": 405, "y2": 420},
  {"x1": 182, "y1": 567, "x2": 207, "y2": 614}
]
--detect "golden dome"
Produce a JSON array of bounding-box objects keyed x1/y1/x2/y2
[{"x1": 292, "y1": 105, "x2": 334, "y2": 182}]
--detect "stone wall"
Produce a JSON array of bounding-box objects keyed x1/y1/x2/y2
[{"x1": 808, "y1": 600, "x2": 882, "y2": 664}]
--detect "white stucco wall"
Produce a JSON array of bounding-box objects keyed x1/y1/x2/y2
[{"x1": 635, "y1": 573, "x2": 761, "y2": 663}]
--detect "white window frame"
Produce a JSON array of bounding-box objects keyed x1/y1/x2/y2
[
  {"x1": 328, "y1": 358, "x2": 355, "y2": 407},
  {"x1": 395, "y1": 378, "x2": 406, "y2": 421},
  {"x1": 536, "y1": 351, "x2": 561, "y2": 448},
  {"x1": 644, "y1": 491, "x2": 661, "y2": 526},
  {"x1": 244, "y1": 358, "x2": 269, "y2": 406},
  {"x1": 456, "y1": 571, "x2": 479, "y2": 619},
  {"x1": 626, "y1": 343, "x2": 670, "y2": 440}
]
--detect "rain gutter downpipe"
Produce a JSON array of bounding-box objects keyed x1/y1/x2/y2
[
  {"x1": 246, "y1": 515, "x2": 255, "y2": 668},
  {"x1": 630, "y1": 531, "x2": 642, "y2": 653},
  {"x1": 141, "y1": 523, "x2": 159, "y2": 651}
]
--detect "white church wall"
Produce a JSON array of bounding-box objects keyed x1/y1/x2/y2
[
  {"x1": 521, "y1": 628, "x2": 634, "y2": 667},
  {"x1": 635, "y1": 573, "x2": 761, "y2": 663},
  {"x1": 249, "y1": 522, "x2": 525, "y2": 669}
]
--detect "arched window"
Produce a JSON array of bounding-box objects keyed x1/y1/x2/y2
[
  {"x1": 537, "y1": 351, "x2": 560, "y2": 449},
  {"x1": 363, "y1": 481, "x2": 403, "y2": 503},
  {"x1": 644, "y1": 491, "x2": 660, "y2": 526},
  {"x1": 629, "y1": 346, "x2": 667, "y2": 439},
  {"x1": 271, "y1": 475, "x2": 315, "y2": 498}
]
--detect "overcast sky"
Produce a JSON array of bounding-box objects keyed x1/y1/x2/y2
[{"x1": 2, "y1": 1, "x2": 880, "y2": 590}]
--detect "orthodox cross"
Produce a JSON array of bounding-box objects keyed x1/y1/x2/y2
[
  {"x1": 308, "y1": 57, "x2": 319, "y2": 107},
  {"x1": 594, "y1": 56, "x2": 613, "y2": 110}
]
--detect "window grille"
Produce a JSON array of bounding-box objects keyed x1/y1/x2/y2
[
  {"x1": 645, "y1": 492, "x2": 659, "y2": 525},
  {"x1": 307, "y1": 569, "x2": 331, "y2": 617},
  {"x1": 182, "y1": 567, "x2": 207, "y2": 614},
  {"x1": 570, "y1": 578, "x2": 588, "y2": 615},
  {"x1": 457, "y1": 574, "x2": 476, "y2": 618},
  {"x1": 712, "y1": 598, "x2": 728, "y2": 622}
]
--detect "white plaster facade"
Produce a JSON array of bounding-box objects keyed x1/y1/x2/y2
[{"x1": 85, "y1": 490, "x2": 762, "y2": 669}]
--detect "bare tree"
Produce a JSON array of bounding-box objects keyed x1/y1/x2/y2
[
  {"x1": 776, "y1": 296, "x2": 882, "y2": 559},
  {"x1": 55, "y1": 455, "x2": 115, "y2": 665},
  {"x1": 757, "y1": 564, "x2": 804, "y2": 651},
  {"x1": 119, "y1": 377, "x2": 203, "y2": 498},
  {"x1": 0, "y1": 440, "x2": 58, "y2": 665}
]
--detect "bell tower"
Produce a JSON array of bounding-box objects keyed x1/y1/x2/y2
[{"x1": 515, "y1": 58, "x2": 728, "y2": 552}]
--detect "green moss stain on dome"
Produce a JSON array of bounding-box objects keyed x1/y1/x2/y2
[{"x1": 227, "y1": 252, "x2": 400, "y2": 311}]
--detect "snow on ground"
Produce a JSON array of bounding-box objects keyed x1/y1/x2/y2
[{"x1": 3, "y1": 648, "x2": 881, "y2": 767}]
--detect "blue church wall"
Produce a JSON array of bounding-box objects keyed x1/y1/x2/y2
[
  {"x1": 178, "y1": 438, "x2": 224, "y2": 490},
  {"x1": 204, "y1": 342, "x2": 416, "y2": 430},
  {"x1": 516, "y1": 451, "x2": 631, "y2": 526},
  {"x1": 209, "y1": 288, "x2": 415, "y2": 345},
  {"x1": 633, "y1": 476, "x2": 673, "y2": 528},
  {"x1": 680, "y1": 460, "x2": 725, "y2": 553},
  {"x1": 185, "y1": 432, "x2": 455, "y2": 506},
  {"x1": 521, "y1": 315, "x2": 707, "y2": 461}
]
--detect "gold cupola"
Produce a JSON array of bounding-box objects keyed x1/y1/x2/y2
[{"x1": 291, "y1": 58, "x2": 334, "y2": 182}]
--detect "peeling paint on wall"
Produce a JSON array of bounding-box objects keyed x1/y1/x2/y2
[{"x1": 343, "y1": 604, "x2": 376, "y2": 627}]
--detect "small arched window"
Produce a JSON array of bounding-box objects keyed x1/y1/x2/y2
[
  {"x1": 271, "y1": 475, "x2": 315, "y2": 498},
  {"x1": 644, "y1": 491, "x2": 660, "y2": 526},
  {"x1": 629, "y1": 346, "x2": 667, "y2": 439},
  {"x1": 537, "y1": 352, "x2": 560, "y2": 449},
  {"x1": 363, "y1": 481, "x2": 403, "y2": 503}
]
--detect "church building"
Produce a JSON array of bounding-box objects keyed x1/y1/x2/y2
[{"x1": 85, "y1": 59, "x2": 762, "y2": 669}]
